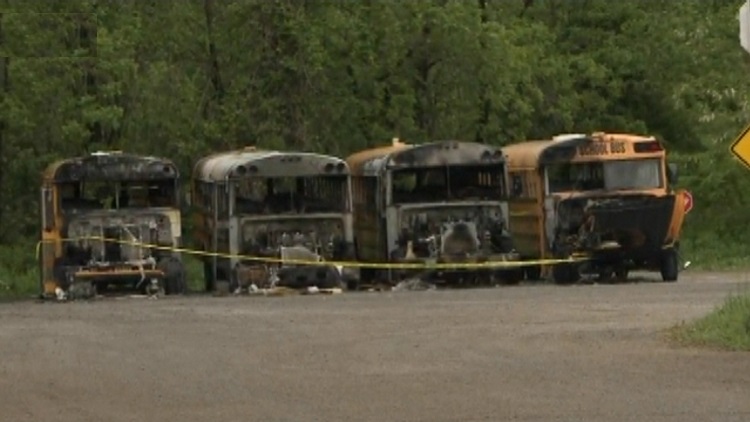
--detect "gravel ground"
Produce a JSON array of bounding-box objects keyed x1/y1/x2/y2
[{"x1": 0, "y1": 271, "x2": 749, "y2": 422}]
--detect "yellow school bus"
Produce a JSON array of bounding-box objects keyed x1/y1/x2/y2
[
  {"x1": 346, "y1": 138, "x2": 521, "y2": 288},
  {"x1": 39, "y1": 151, "x2": 186, "y2": 299},
  {"x1": 503, "y1": 132, "x2": 688, "y2": 284},
  {"x1": 191, "y1": 147, "x2": 357, "y2": 293}
]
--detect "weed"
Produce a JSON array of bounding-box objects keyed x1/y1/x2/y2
[{"x1": 670, "y1": 292, "x2": 750, "y2": 351}]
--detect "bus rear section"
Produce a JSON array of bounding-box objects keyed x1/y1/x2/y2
[
  {"x1": 346, "y1": 138, "x2": 521, "y2": 289},
  {"x1": 39, "y1": 151, "x2": 186, "y2": 299},
  {"x1": 191, "y1": 147, "x2": 357, "y2": 294},
  {"x1": 504, "y1": 132, "x2": 688, "y2": 284}
]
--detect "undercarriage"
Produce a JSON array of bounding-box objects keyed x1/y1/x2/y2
[
  {"x1": 369, "y1": 204, "x2": 523, "y2": 288},
  {"x1": 216, "y1": 216, "x2": 356, "y2": 294},
  {"x1": 550, "y1": 194, "x2": 680, "y2": 284}
]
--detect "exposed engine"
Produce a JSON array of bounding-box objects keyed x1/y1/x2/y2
[
  {"x1": 553, "y1": 194, "x2": 676, "y2": 256},
  {"x1": 53, "y1": 211, "x2": 185, "y2": 297},
  {"x1": 65, "y1": 212, "x2": 175, "y2": 266},
  {"x1": 237, "y1": 218, "x2": 348, "y2": 289},
  {"x1": 240, "y1": 218, "x2": 346, "y2": 258},
  {"x1": 392, "y1": 205, "x2": 513, "y2": 260}
]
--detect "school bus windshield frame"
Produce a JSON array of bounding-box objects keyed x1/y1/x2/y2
[{"x1": 535, "y1": 134, "x2": 669, "y2": 196}]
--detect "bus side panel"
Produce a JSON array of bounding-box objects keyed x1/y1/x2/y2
[
  {"x1": 40, "y1": 233, "x2": 59, "y2": 295},
  {"x1": 353, "y1": 206, "x2": 383, "y2": 262},
  {"x1": 508, "y1": 198, "x2": 543, "y2": 259},
  {"x1": 351, "y1": 176, "x2": 384, "y2": 263},
  {"x1": 40, "y1": 184, "x2": 62, "y2": 296},
  {"x1": 507, "y1": 170, "x2": 545, "y2": 260}
]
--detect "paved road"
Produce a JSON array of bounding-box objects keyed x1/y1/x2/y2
[{"x1": 1, "y1": 272, "x2": 749, "y2": 422}]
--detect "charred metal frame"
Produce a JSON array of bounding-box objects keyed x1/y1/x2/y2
[
  {"x1": 347, "y1": 139, "x2": 522, "y2": 287},
  {"x1": 39, "y1": 151, "x2": 185, "y2": 298},
  {"x1": 504, "y1": 132, "x2": 685, "y2": 284},
  {"x1": 191, "y1": 148, "x2": 357, "y2": 292}
]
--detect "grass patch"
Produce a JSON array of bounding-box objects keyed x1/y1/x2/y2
[
  {"x1": 679, "y1": 232, "x2": 750, "y2": 271},
  {"x1": 0, "y1": 245, "x2": 208, "y2": 300},
  {"x1": 183, "y1": 253, "x2": 206, "y2": 292},
  {"x1": 670, "y1": 292, "x2": 750, "y2": 351},
  {"x1": 0, "y1": 242, "x2": 41, "y2": 300}
]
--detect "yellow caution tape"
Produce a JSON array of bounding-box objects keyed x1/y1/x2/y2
[{"x1": 36, "y1": 236, "x2": 589, "y2": 270}]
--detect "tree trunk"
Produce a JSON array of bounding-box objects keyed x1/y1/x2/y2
[
  {"x1": 0, "y1": 13, "x2": 7, "y2": 234},
  {"x1": 203, "y1": 0, "x2": 224, "y2": 121},
  {"x1": 414, "y1": 23, "x2": 437, "y2": 137},
  {"x1": 76, "y1": 11, "x2": 103, "y2": 150},
  {"x1": 475, "y1": 0, "x2": 490, "y2": 143}
]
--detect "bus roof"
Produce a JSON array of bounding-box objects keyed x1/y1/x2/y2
[
  {"x1": 42, "y1": 151, "x2": 179, "y2": 183},
  {"x1": 192, "y1": 147, "x2": 349, "y2": 182},
  {"x1": 502, "y1": 132, "x2": 661, "y2": 169},
  {"x1": 346, "y1": 138, "x2": 506, "y2": 176}
]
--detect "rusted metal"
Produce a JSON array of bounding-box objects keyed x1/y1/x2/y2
[
  {"x1": 39, "y1": 151, "x2": 186, "y2": 299},
  {"x1": 192, "y1": 147, "x2": 357, "y2": 293},
  {"x1": 346, "y1": 138, "x2": 521, "y2": 288},
  {"x1": 44, "y1": 151, "x2": 179, "y2": 183},
  {"x1": 504, "y1": 132, "x2": 686, "y2": 284}
]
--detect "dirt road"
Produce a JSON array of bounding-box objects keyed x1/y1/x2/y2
[{"x1": 1, "y1": 271, "x2": 749, "y2": 422}]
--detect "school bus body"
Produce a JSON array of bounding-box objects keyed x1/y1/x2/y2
[
  {"x1": 346, "y1": 138, "x2": 521, "y2": 287},
  {"x1": 39, "y1": 151, "x2": 186, "y2": 299},
  {"x1": 503, "y1": 132, "x2": 688, "y2": 283},
  {"x1": 191, "y1": 147, "x2": 357, "y2": 292}
]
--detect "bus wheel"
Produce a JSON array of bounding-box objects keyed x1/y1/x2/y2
[
  {"x1": 524, "y1": 265, "x2": 542, "y2": 281},
  {"x1": 614, "y1": 266, "x2": 629, "y2": 281},
  {"x1": 496, "y1": 268, "x2": 523, "y2": 285},
  {"x1": 203, "y1": 261, "x2": 215, "y2": 292},
  {"x1": 597, "y1": 270, "x2": 614, "y2": 283},
  {"x1": 158, "y1": 257, "x2": 186, "y2": 295},
  {"x1": 660, "y1": 248, "x2": 679, "y2": 282},
  {"x1": 552, "y1": 263, "x2": 580, "y2": 285}
]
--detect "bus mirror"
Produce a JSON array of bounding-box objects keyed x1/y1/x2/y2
[
  {"x1": 667, "y1": 163, "x2": 678, "y2": 185},
  {"x1": 183, "y1": 190, "x2": 192, "y2": 207},
  {"x1": 41, "y1": 187, "x2": 55, "y2": 231}
]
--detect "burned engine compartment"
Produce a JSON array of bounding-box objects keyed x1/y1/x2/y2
[
  {"x1": 63, "y1": 212, "x2": 177, "y2": 267},
  {"x1": 236, "y1": 217, "x2": 348, "y2": 289},
  {"x1": 392, "y1": 205, "x2": 513, "y2": 260},
  {"x1": 553, "y1": 194, "x2": 676, "y2": 257}
]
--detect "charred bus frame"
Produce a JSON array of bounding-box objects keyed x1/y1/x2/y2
[
  {"x1": 191, "y1": 147, "x2": 357, "y2": 293},
  {"x1": 503, "y1": 132, "x2": 688, "y2": 284},
  {"x1": 39, "y1": 151, "x2": 186, "y2": 299},
  {"x1": 346, "y1": 138, "x2": 521, "y2": 288}
]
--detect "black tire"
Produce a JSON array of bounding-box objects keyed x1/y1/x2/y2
[
  {"x1": 597, "y1": 270, "x2": 614, "y2": 282},
  {"x1": 524, "y1": 265, "x2": 542, "y2": 281},
  {"x1": 660, "y1": 248, "x2": 679, "y2": 282},
  {"x1": 203, "y1": 261, "x2": 215, "y2": 292},
  {"x1": 615, "y1": 267, "x2": 629, "y2": 281},
  {"x1": 496, "y1": 268, "x2": 524, "y2": 285},
  {"x1": 552, "y1": 263, "x2": 580, "y2": 285},
  {"x1": 158, "y1": 256, "x2": 187, "y2": 295}
]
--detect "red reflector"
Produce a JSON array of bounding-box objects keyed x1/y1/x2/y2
[{"x1": 633, "y1": 141, "x2": 663, "y2": 153}]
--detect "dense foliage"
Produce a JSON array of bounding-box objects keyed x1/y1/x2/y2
[{"x1": 1, "y1": 0, "x2": 750, "y2": 284}]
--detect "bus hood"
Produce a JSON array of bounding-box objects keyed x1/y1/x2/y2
[{"x1": 555, "y1": 193, "x2": 676, "y2": 253}]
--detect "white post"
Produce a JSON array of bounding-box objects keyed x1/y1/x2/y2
[{"x1": 740, "y1": 0, "x2": 750, "y2": 54}]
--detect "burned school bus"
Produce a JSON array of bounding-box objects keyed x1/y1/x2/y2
[
  {"x1": 39, "y1": 151, "x2": 186, "y2": 299},
  {"x1": 346, "y1": 139, "x2": 521, "y2": 287},
  {"x1": 191, "y1": 147, "x2": 357, "y2": 293},
  {"x1": 503, "y1": 132, "x2": 688, "y2": 284}
]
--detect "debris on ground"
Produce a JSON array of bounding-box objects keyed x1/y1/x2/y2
[
  {"x1": 392, "y1": 277, "x2": 437, "y2": 292},
  {"x1": 231, "y1": 284, "x2": 343, "y2": 297}
]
